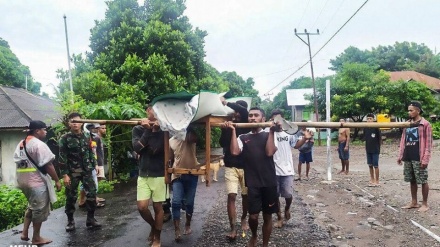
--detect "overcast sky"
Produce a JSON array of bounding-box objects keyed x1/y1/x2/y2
[{"x1": 1, "y1": 0, "x2": 439, "y2": 98}]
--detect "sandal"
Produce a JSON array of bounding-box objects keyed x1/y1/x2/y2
[
  {"x1": 97, "y1": 202, "x2": 105, "y2": 208},
  {"x1": 97, "y1": 197, "x2": 106, "y2": 202}
]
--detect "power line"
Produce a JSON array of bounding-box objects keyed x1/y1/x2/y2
[{"x1": 264, "y1": 0, "x2": 369, "y2": 95}]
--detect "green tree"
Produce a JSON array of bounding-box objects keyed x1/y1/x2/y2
[
  {"x1": 330, "y1": 42, "x2": 440, "y2": 78},
  {"x1": 0, "y1": 37, "x2": 41, "y2": 93}
]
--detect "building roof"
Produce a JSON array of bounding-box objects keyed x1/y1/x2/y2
[
  {"x1": 286, "y1": 88, "x2": 313, "y2": 106},
  {"x1": 389, "y1": 71, "x2": 440, "y2": 91},
  {"x1": 0, "y1": 85, "x2": 60, "y2": 129}
]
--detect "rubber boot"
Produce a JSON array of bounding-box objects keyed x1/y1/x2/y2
[
  {"x1": 65, "y1": 214, "x2": 75, "y2": 232},
  {"x1": 86, "y1": 211, "x2": 101, "y2": 229}
]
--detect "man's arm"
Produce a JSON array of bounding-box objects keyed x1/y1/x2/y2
[
  {"x1": 265, "y1": 130, "x2": 278, "y2": 156},
  {"x1": 294, "y1": 130, "x2": 313, "y2": 149},
  {"x1": 45, "y1": 162, "x2": 62, "y2": 191},
  {"x1": 226, "y1": 123, "x2": 241, "y2": 156},
  {"x1": 132, "y1": 126, "x2": 150, "y2": 154},
  {"x1": 344, "y1": 128, "x2": 350, "y2": 150},
  {"x1": 58, "y1": 136, "x2": 68, "y2": 176},
  {"x1": 226, "y1": 102, "x2": 248, "y2": 122}
]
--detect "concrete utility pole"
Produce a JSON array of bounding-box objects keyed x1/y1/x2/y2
[
  {"x1": 25, "y1": 74, "x2": 28, "y2": 91},
  {"x1": 63, "y1": 15, "x2": 74, "y2": 103},
  {"x1": 295, "y1": 28, "x2": 321, "y2": 145}
]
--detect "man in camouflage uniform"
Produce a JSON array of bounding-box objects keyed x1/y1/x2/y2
[{"x1": 59, "y1": 112, "x2": 101, "y2": 231}]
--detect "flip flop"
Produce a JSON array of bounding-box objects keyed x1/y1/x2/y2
[
  {"x1": 20, "y1": 236, "x2": 30, "y2": 241},
  {"x1": 97, "y1": 202, "x2": 105, "y2": 208},
  {"x1": 97, "y1": 197, "x2": 106, "y2": 202}
]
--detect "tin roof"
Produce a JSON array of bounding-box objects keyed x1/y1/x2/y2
[
  {"x1": 0, "y1": 85, "x2": 60, "y2": 129},
  {"x1": 389, "y1": 71, "x2": 440, "y2": 91}
]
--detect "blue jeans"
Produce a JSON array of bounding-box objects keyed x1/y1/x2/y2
[{"x1": 171, "y1": 174, "x2": 198, "y2": 220}]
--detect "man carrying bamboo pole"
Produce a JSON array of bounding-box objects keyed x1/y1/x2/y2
[
  {"x1": 398, "y1": 101, "x2": 432, "y2": 212},
  {"x1": 132, "y1": 104, "x2": 166, "y2": 247},
  {"x1": 219, "y1": 97, "x2": 249, "y2": 240},
  {"x1": 169, "y1": 127, "x2": 199, "y2": 242},
  {"x1": 226, "y1": 107, "x2": 279, "y2": 247}
]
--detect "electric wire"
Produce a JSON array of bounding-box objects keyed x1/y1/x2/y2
[{"x1": 264, "y1": 0, "x2": 369, "y2": 95}]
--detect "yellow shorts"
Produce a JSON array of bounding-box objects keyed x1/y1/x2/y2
[
  {"x1": 137, "y1": 176, "x2": 168, "y2": 202},
  {"x1": 225, "y1": 167, "x2": 247, "y2": 195}
]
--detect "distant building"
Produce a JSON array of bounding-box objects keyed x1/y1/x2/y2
[
  {"x1": 0, "y1": 86, "x2": 60, "y2": 185},
  {"x1": 389, "y1": 71, "x2": 440, "y2": 100},
  {"x1": 286, "y1": 88, "x2": 317, "y2": 122}
]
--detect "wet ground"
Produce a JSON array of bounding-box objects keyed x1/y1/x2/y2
[{"x1": 1, "y1": 175, "x2": 226, "y2": 247}]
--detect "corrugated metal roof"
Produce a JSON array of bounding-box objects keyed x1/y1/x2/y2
[
  {"x1": 389, "y1": 71, "x2": 440, "y2": 91},
  {"x1": 0, "y1": 86, "x2": 60, "y2": 129}
]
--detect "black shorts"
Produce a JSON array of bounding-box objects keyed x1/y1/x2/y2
[{"x1": 247, "y1": 186, "x2": 279, "y2": 215}]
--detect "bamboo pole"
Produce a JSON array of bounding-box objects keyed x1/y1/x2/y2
[{"x1": 73, "y1": 119, "x2": 416, "y2": 129}]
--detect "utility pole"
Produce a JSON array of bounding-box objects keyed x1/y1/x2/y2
[
  {"x1": 295, "y1": 28, "x2": 321, "y2": 145},
  {"x1": 63, "y1": 15, "x2": 74, "y2": 103},
  {"x1": 25, "y1": 74, "x2": 28, "y2": 91}
]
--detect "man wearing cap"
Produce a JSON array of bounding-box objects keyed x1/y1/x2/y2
[
  {"x1": 14, "y1": 120, "x2": 62, "y2": 245},
  {"x1": 219, "y1": 96, "x2": 249, "y2": 240},
  {"x1": 398, "y1": 101, "x2": 432, "y2": 212},
  {"x1": 59, "y1": 112, "x2": 101, "y2": 231}
]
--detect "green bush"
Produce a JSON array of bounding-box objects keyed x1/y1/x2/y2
[
  {"x1": 432, "y1": 122, "x2": 440, "y2": 140},
  {"x1": 98, "y1": 180, "x2": 118, "y2": 194},
  {"x1": 0, "y1": 185, "x2": 27, "y2": 232}
]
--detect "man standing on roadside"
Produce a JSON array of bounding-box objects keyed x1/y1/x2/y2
[
  {"x1": 364, "y1": 114, "x2": 381, "y2": 186},
  {"x1": 59, "y1": 112, "x2": 101, "y2": 231},
  {"x1": 132, "y1": 104, "x2": 166, "y2": 247},
  {"x1": 337, "y1": 118, "x2": 350, "y2": 175},
  {"x1": 14, "y1": 120, "x2": 62, "y2": 245},
  {"x1": 226, "y1": 107, "x2": 279, "y2": 247},
  {"x1": 219, "y1": 97, "x2": 249, "y2": 240},
  {"x1": 398, "y1": 101, "x2": 432, "y2": 212}
]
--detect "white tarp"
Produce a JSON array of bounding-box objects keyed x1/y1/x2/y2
[{"x1": 153, "y1": 91, "x2": 251, "y2": 140}]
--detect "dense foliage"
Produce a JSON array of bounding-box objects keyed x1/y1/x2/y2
[{"x1": 0, "y1": 38, "x2": 41, "y2": 93}]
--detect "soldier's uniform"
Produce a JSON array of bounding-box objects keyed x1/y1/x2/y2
[{"x1": 59, "y1": 131, "x2": 98, "y2": 230}]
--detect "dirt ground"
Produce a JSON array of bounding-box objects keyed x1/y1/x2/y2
[{"x1": 294, "y1": 140, "x2": 440, "y2": 247}]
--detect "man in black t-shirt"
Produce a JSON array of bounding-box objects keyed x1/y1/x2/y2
[
  {"x1": 226, "y1": 107, "x2": 279, "y2": 247},
  {"x1": 364, "y1": 113, "x2": 381, "y2": 186}
]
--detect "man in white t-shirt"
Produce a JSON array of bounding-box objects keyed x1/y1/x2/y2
[
  {"x1": 14, "y1": 120, "x2": 61, "y2": 245},
  {"x1": 268, "y1": 110, "x2": 312, "y2": 228}
]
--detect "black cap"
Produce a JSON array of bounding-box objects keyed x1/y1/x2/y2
[
  {"x1": 236, "y1": 100, "x2": 248, "y2": 109},
  {"x1": 409, "y1": 101, "x2": 423, "y2": 114},
  {"x1": 28, "y1": 120, "x2": 47, "y2": 130}
]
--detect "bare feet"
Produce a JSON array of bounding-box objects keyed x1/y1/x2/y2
[
  {"x1": 183, "y1": 225, "x2": 192, "y2": 235},
  {"x1": 241, "y1": 218, "x2": 249, "y2": 231},
  {"x1": 274, "y1": 219, "x2": 283, "y2": 228},
  {"x1": 174, "y1": 228, "x2": 182, "y2": 242},
  {"x1": 418, "y1": 205, "x2": 429, "y2": 212},
  {"x1": 151, "y1": 239, "x2": 161, "y2": 247},
  {"x1": 226, "y1": 229, "x2": 237, "y2": 241},
  {"x1": 247, "y1": 236, "x2": 258, "y2": 247},
  {"x1": 337, "y1": 170, "x2": 345, "y2": 175},
  {"x1": 20, "y1": 233, "x2": 29, "y2": 241},
  {"x1": 344, "y1": 171, "x2": 349, "y2": 175},
  {"x1": 32, "y1": 237, "x2": 52, "y2": 245},
  {"x1": 401, "y1": 203, "x2": 421, "y2": 209},
  {"x1": 148, "y1": 229, "x2": 154, "y2": 243},
  {"x1": 285, "y1": 210, "x2": 291, "y2": 221}
]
